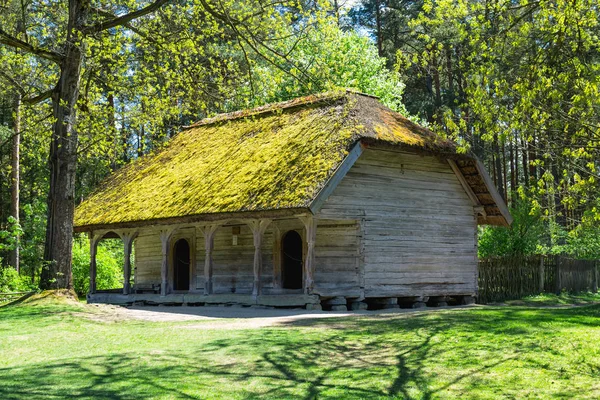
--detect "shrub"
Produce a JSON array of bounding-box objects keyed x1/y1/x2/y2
[
  {"x1": 72, "y1": 237, "x2": 125, "y2": 296},
  {"x1": 0, "y1": 266, "x2": 35, "y2": 293}
]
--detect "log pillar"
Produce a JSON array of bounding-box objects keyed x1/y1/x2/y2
[
  {"x1": 121, "y1": 231, "x2": 138, "y2": 295},
  {"x1": 272, "y1": 225, "x2": 282, "y2": 289},
  {"x1": 299, "y1": 215, "x2": 317, "y2": 295},
  {"x1": 200, "y1": 224, "x2": 219, "y2": 295},
  {"x1": 159, "y1": 229, "x2": 174, "y2": 296},
  {"x1": 248, "y1": 219, "x2": 272, "y2": 298},
  {"x1": 88, "y1": 233, "x2": 102, "y2": 295}
]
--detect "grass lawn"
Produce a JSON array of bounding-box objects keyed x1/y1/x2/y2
[{"x1": 1, "y1": 292, "x2": 599, "y2": 399}]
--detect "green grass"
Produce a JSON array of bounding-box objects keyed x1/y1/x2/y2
[
  {"x1": 1, "y1": 293, "x2": 599, "y2": 399},
  {"x1": 504, "y1": 291, "x2": 600, "y2": 307}
]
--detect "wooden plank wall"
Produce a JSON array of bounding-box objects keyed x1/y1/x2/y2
[
  {"x1": 319, "y1": 148, "x2": 478, "y2": 298},
  {"x1": 133, "y1": 219, "x2": 359, "y2": 295}
]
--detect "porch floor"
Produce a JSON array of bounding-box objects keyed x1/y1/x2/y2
[{"x1": 87, "y1": 292, "x2": 320, "y2": 307}]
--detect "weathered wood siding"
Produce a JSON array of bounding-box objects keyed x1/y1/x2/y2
[
  {"x1": 134, "y1": 229, "x2": 163, "y2": 286},
  {"x1": 133, "y1": 219, "x2": 360, "y2": 295},
  {"x1": 318, "y1": 148, "x2": 478, "y2": 297}
]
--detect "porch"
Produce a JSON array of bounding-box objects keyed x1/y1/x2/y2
[{"x1": 85, "y1": 213, "x2": 340, "y2": 308}]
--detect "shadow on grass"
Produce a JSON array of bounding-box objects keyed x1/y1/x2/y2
[{"x1": 0, "y1": 304, "x2": 598, "y2": 399}]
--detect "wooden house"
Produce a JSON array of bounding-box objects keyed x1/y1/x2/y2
[{"x1": 74, "y1": 91, "x2": 511, "y2": 310}]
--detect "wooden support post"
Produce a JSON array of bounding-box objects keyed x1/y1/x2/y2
[
  {"x1": 248, "y1": 219, "x2": 272, "y2": 298},
  {"x1": 272, "y1": 224, "x2": 282, "y2": 289},
  {"x1": 200, "y1": 224, "x2": 219, "y2": 295},
  {"x1": 121, "y1": 231, "x2": 138, "y2": 295},
  {"x1": 88, "y1": 233, "x2": 102, "y2": 295},
  {"x1": 159, "y1": 229, "x2": 174, "y2": 296},
  {"x1": 299, "y1": 215, "x2": 317, "y2": 295}
]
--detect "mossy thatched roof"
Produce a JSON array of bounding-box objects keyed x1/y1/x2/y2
[{"x1": 74, "y1": 91, "x2": 509, "y2": 230}]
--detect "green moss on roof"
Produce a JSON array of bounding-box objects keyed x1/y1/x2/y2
[{"x1": 74, "y1": 91, "x2": 457, "y2": 228}]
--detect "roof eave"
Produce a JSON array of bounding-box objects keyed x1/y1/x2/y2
[{"x1": 73, "y1": 207, "x2": 313, "y2": 233}]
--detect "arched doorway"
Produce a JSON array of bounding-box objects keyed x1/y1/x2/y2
[
  {"x1": 173, "y1": 239, "x2": 190, "y2": 291},
  {"x1": 282, "y1": 231, "x2": 303, "y2": 289}
]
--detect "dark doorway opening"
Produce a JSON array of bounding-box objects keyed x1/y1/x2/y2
[
  {"x1": 173, "y1": 239, "x2": 190, "y2": 291},
  {"x1": 282, "y1": 231, "x2": 303, "y2": 289}
]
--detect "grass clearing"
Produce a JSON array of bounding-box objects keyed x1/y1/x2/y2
[{"x1": 0, "y1": 291, "x2": 599, "y2": 399}]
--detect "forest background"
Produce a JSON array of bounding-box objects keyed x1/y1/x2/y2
[{"x1": 1, "y1": 0, "x2": 599, "y2": 294}]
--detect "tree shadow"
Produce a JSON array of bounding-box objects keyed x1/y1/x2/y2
[{"x1": 0, "y1": 304, "x2": 598, "y2": 399}]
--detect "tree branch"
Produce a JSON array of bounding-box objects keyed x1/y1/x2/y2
[
  {"x1": 24, "y1": 89, "x2": 53, "y2": 104},
  {"x1": 0, "y1": 70, "x2": 26, "y2": 96},
  {"x1": 84, "y1": 0, "x2": 171, "y2": 33},
  {"x1": 0, "y1": 28, "x2": 62, "y2": 63},
  {"x1": 0, "y1": 70, "x2": 53, "y2": 104}
]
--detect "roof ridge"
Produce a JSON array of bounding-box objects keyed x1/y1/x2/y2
[{"x1": 183, "y1": 89, "x2": 378, "y2": 129}]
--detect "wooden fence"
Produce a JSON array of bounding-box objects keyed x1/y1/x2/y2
[
  {"x1": 0, "y1": 291, "x2": 36, "y2": 304},
  {"x1": 478, "y1": 255, "x2": 599, "y2": 304}
]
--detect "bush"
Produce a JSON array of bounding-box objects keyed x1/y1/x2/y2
[
  {"x1": 72, "y1": 236, "x2": 125, "y2": 296},
  {"x1": 478, "y1": 199, "x2": 544, "y2": 258},
  {"x1": 0, "y1": 266, "x2": 36, "y2": 293}
]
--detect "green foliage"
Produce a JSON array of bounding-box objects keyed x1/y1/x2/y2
[
  {"x1": 479, "y1": 200, "x2": 544, "y2": 258},
  {"x1": 0, "y1": 267, "x2": 35, "y2": 292},
  {"x1": 0, "y1": 216, "x2": 22, "y2": 259},
  {"x1": 18, "y1": 200, "x2": 47, "y2": 281},
  {"x1": 236, "y1": 21, "x2": 407, "y2": 113},
  {"x1": 72, "y1": 237, "x2": 125, "y2": 296}
]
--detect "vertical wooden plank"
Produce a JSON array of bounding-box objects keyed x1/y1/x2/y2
[
  {"x1": 121, "y1": 231, "x2": 138, "y2": 295},
  {"x1": 189, "y1": 229, "x2": 197, "y2": 292},
  {"x1": 538, "y1": 255, "x2": 545, "y2": 293},
  {"x1": 159, "y1": 229, "x2": 174, "y2": 296},
  {"x1": 299, "y1": 215, "x2": 317, "y2": 294},
  {"x1": 248, "y1": 219, "x2": 271, "y2": 297},
  {"x1": 358, "y1": 218, "x2": 365, "y2": 299},
  {"x1": 200, "y1": 224, "x2": 219, "y2": 295},
  {"x1": 555, "y1": 256, "x2": 562, "y2": 294},
  {"x1": 272, "y1": 224, "x2": 282, "y2": 289},
  {"x1": 88, "y1": 232, "x2": 101, "y2": 295},
  {"x1": 593, "y1": 261, "x2": 598, "y2": 293}
]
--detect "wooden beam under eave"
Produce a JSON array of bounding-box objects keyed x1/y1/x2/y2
[
  {"x1": 448, "y1": 159, "x2": 481, "y2": 207},
  {"x1": 474, "y1": 159, "x2": 513, "y2": 226},
  {"x1": 309, "y1": 141, "x2": 364, "y2": 214}
]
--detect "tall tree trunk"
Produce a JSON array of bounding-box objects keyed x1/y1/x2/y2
[
  {"x1": 528, "y1": 134, "x2": 536, "y2": 182},
  {"x1": 375, "y1": 0, "x2": 383, "y2": 57},
  {"x1": 509, "y1": 136, "x2": 516, "y2": 204},
  {"x1": 107, "y1": 93, "x2": 118, "y2": 170},
  {"x1": 9, "y1": 93, "x2": 21, "y2": 273},
  {"x1": 40, "y1": 0, "x2": 89, "y2": 290},
  {"x1": 502, "y1": 141, "x2": 508, "y2": 203},
  {"x1": 521, "y1": 135, "x2": 529, "y2": 184},
  {"x1": 333, "y1": 0, "x2": 340, "y2": 26},
  {"x1": 493, "y1": 134, "x2": 505, "y2": 199},
  {"x1": 446, "y1": 46, "x2": 455, "y2": 115},
  {"x1": 431, "y1": 54, "x2": 442, "y2": 125},
  {"x1": 513, "y1": 131, "x2": 519, "y2": 189}
]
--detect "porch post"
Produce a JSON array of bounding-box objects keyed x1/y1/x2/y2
[
  {"x1": 122, "y1": 231, "x2": 138, "y2": 295},
  {"x1": 159, "y1": 229, "x2": 174, "y2": 296},
  {"x1": 201, "y1": 224, "x2": 219, "y2": 295},
  {"x1": 272, "y1": 224, "x2": 282, "y2": 289},
  {"x1": 247, "y1": 219, "x2": 272, "y2": 298},
  {"x1": 88, "y1": 232, "x2": 101, "y2": 295},
  {"x1": 299, "y1": 215, "x2": 317, "y2": 294}
]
